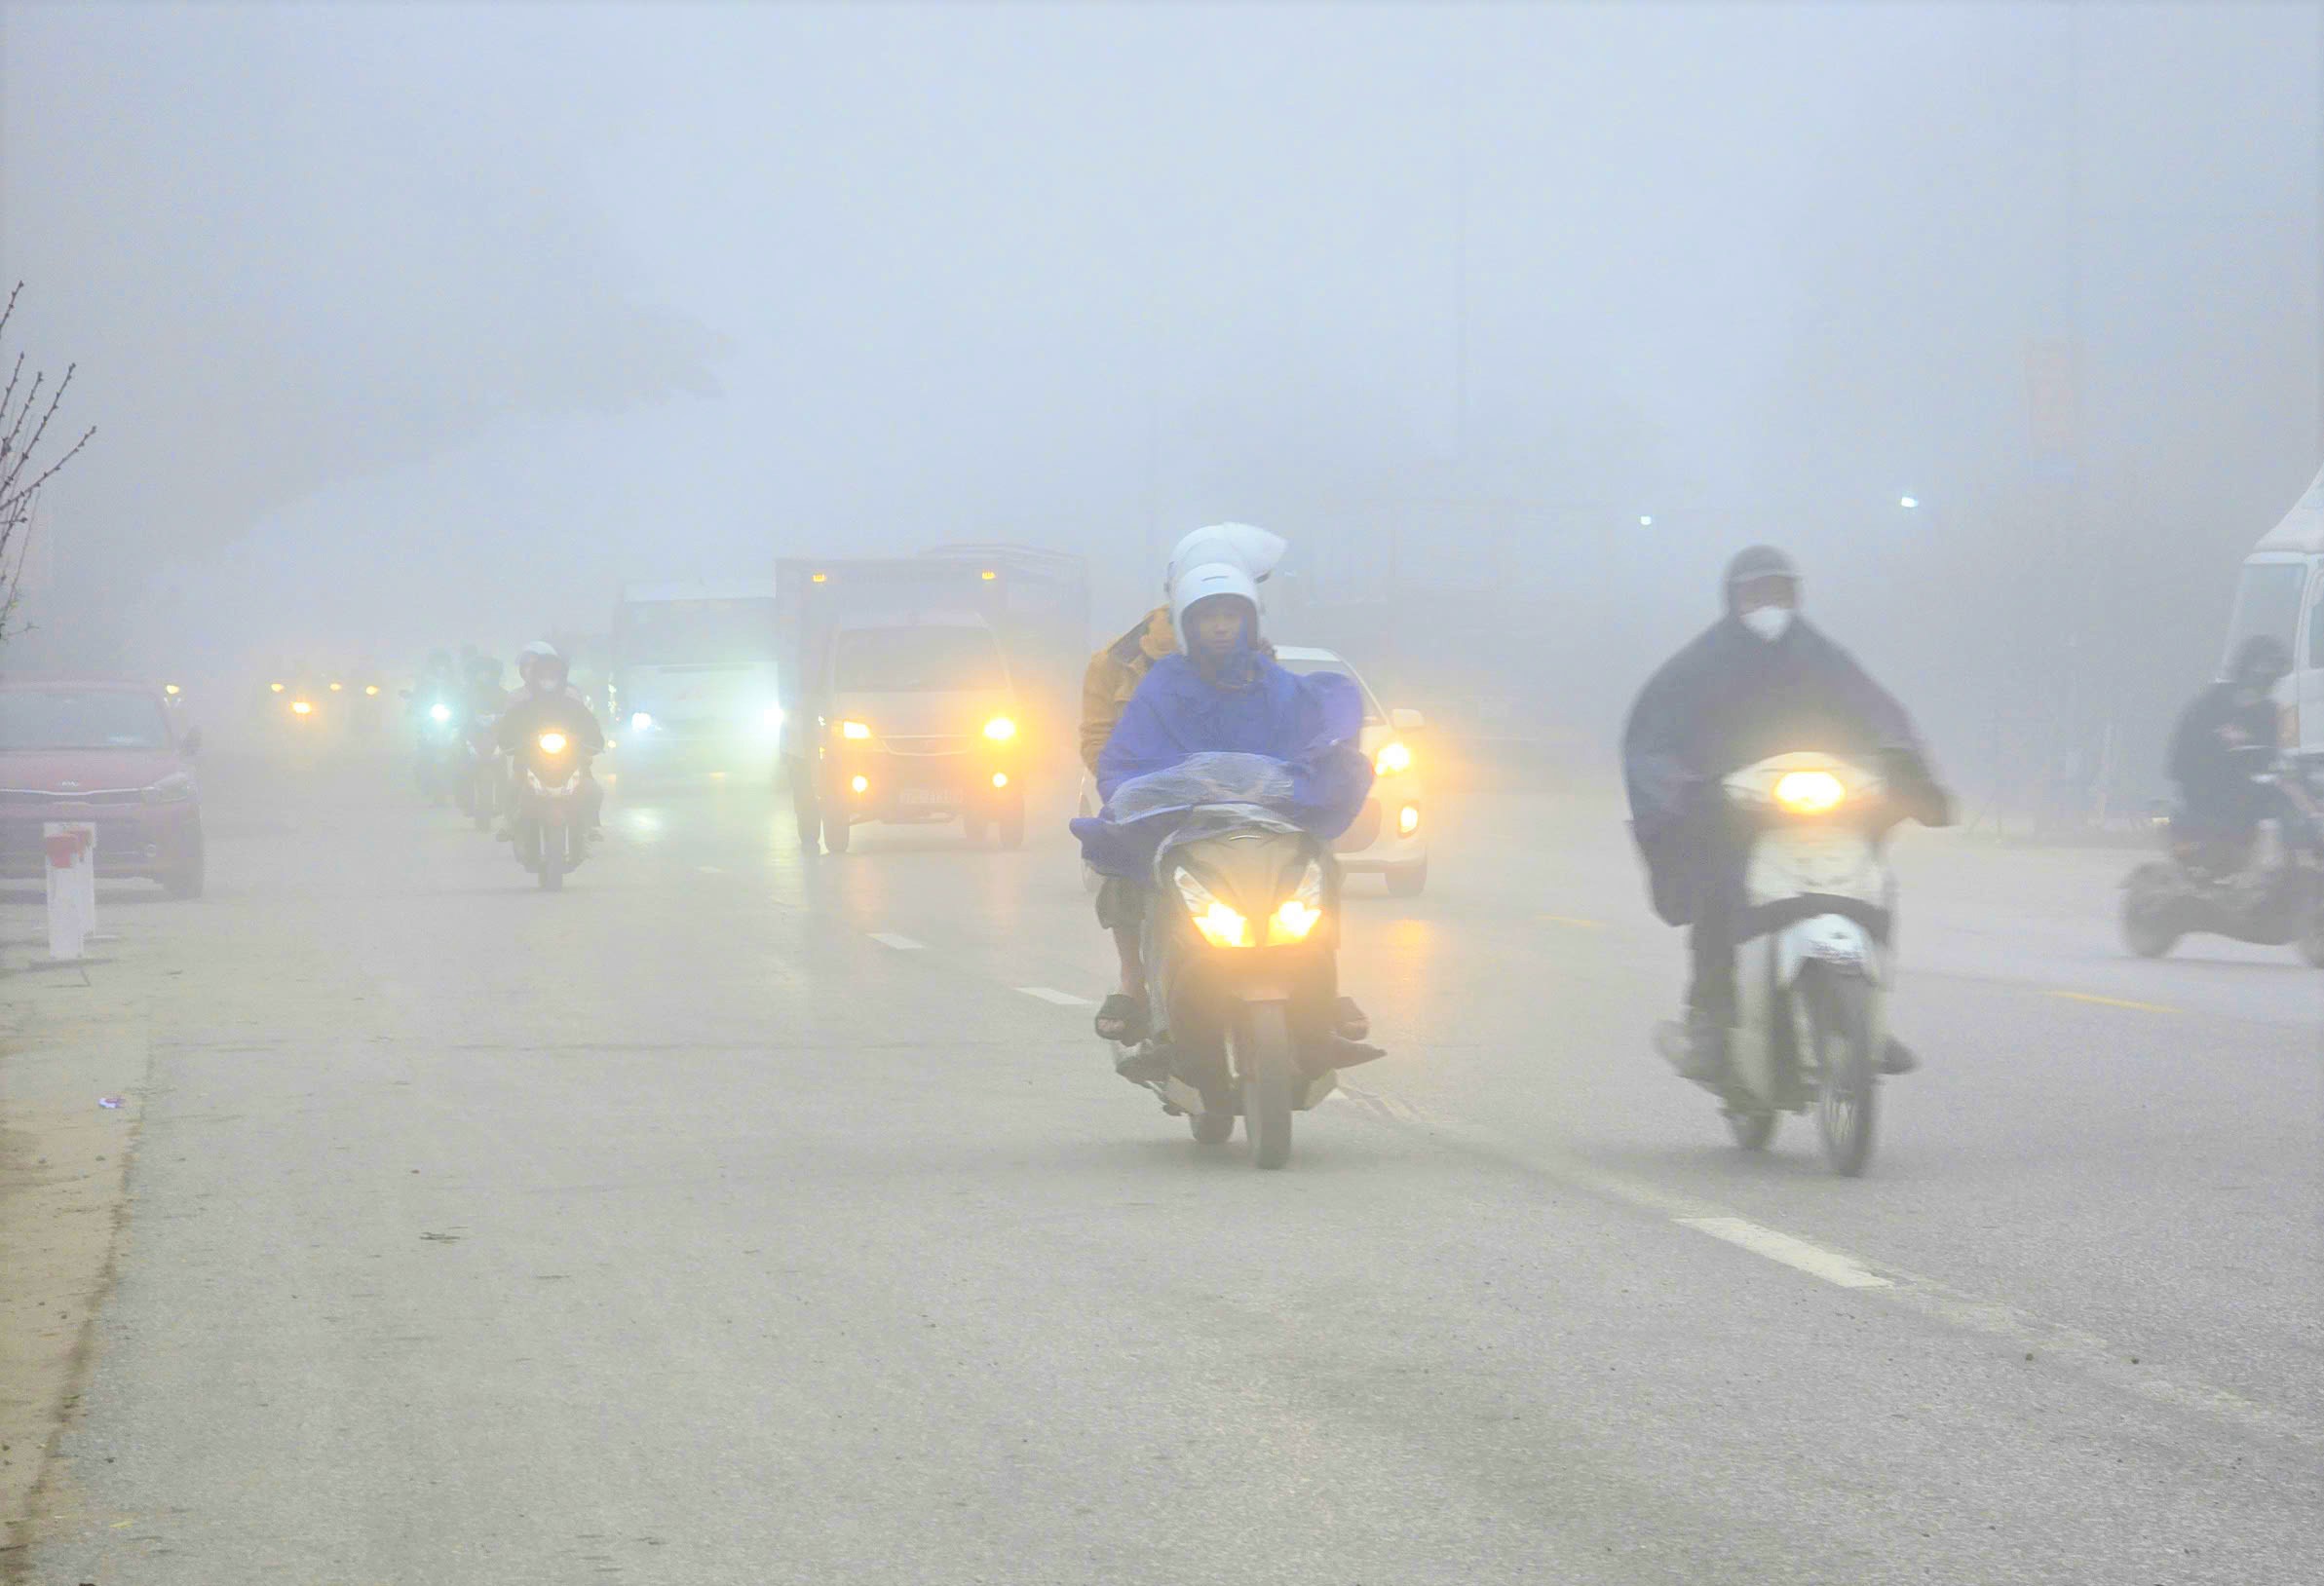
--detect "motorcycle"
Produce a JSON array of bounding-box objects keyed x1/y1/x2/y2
[
  {"x1": 2121, "y1": 762, "x2": 2324, "y2": 965},
  {"x1": 457, "y1": 713, "x2": 502, "y2": 832},
  {"x1": 1663, "y1": 749, "x2": 1940, "y2": 1177},
  {"x1": 409, "y1": 693, "x2": 462, "y2": 801},
  {"x1": 1096, "y1": 755, "x2": 1379, "y2": 1169},
  {"x1": 512, "y1": 727, "x2": 592, "y2": 891}
]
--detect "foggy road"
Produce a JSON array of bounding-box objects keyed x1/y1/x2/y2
[{"x1": 16, "y1": 754, "x2": 2317, "y2": 1585}]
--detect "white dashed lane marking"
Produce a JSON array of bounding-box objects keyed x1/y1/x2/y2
[
  {"x1": 1017, "y1": 986, "x2": 1095, "y2": 1006},
  {"x1": 866, "y1": 932, "x2": 926, "y2": 951},
  {"x1": 1677, "y1": 1216, "x2": 1893, "y2": 1289}
]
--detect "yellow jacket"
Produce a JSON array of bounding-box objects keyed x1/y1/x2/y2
[{"x1": 1080, "y1": 607, "x2": 1177, "y2": 773}]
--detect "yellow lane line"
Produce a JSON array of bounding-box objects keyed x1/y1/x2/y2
[{"x1": 2047, "y1": 990, "x2": 2183, "y2": 1015}]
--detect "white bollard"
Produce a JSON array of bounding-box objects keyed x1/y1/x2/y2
[{"x1": 43, "y1": 821, "x2": 95, "y2": 962}]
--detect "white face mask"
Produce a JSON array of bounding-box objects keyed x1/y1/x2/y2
[{"x1": 1740, "y1": 605, "x2": 1795, "y2": 642}]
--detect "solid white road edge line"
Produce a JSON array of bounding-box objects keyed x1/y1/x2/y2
[
  {"x1": 866, "y1": 932, "x2": 926, "y2": 951},
  {"x1": 1017, "y1": 987, "x2": 1095, "y2": 1006},
  {"x1": 1676, "y1": 1216, "x2": 1892, "y2": 1289}
]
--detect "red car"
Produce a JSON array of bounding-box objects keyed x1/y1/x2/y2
[{"x1": 0, "y1": 678, "x2": 205, "y2": 897}]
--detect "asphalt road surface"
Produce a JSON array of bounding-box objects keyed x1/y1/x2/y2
[{"x1": 13, "y1": 750, "x2": 2318, "y2": 1584}]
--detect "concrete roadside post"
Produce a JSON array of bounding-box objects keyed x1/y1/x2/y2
[{"x1": 43, "y1": 821, "x2": 95, "y2": 962}]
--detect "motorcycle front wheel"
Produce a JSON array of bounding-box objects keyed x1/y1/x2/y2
[
  {"x1": 1235, "y1": 1001, "x2": 1297, "y2": 1170},
  {"x1": 2120, "y1": 862, "x2": 2181, "y2": 959},
  {"x1": 537, "y1": 820, "x2": 564, "y2": 891},
  {"x1": 1725, "y1": 1108, "x2": 1777, "y2": 1151},
  {"x1": 1804, "y1": 964, "x2": 1877, "y2": 1177}
]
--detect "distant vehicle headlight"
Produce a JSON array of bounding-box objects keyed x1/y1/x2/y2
[
  {"x1": 538, "y1": 732, "x2": 570, "y2": 755},
  {"x1": 629, "y1": 711, "x2": 654, "y2": 732},
  {"x1": 142, "y1": 771, "x2": 195, "y2": 805},
  {"x1": 364, "y1": 684, "x2": 380, "y2": 697},
  {"x1": 840, "y1": 720, "x2": 872, "y2": 740},
  {"x1": 270, "y1": 682, "x2": 286, "y2": 694},
  {"x1": 290, "y1": 699, "x2": 315, "y2": 717},
  {"x1": 328, "y1": 681, "x2": 344, "y2": 692},
  {"x1": 1375, "y1": 740, "x2": 1412, "y2": 775},
  {"x1": 429, "y1": 702, "x2": 453, "y2": 724},
  {"x1": 762, "y1": 704, "x2": 785, "y2": 729},
  {"x1": 983, "y1": 716, "x2": 1016, "y2": 742},
  {"x1": 163, "y1": 683, "x2": 182, "y2": 698}
]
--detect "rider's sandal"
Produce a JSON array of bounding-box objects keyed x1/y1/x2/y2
[{"x1": 1095, "y1": 994, "x2": 1150, "y2": 1045}]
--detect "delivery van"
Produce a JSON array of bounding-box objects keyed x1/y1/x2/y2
[{"x1": 2228, "y1": 466, "x2": 2324, "y2": 769}]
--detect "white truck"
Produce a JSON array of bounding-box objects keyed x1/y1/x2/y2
[
  {"x1": 2227, "y1": 466, "x2": 2324, "y2": 770},
  {"x1": 607, "y1": 580, "x2": 784, "y2": 781}
]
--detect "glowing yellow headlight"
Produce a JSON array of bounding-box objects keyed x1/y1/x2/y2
[
  {"x1": 270, "y1": 682, "x2": 286, "y2": 693},
  {"x1": 1397, "y1": 804, "x2": 1420, "y2": 836},
  {"x1": 840, "y1": 720, "x2": 872, "y2": 740},
  {"x1": 164, "y1": 684, "x2": 181, "y2": 697},
  {"x1": 991, "y1": 772, "x2": 1009, "y2": 789},
  {"x1": 1272, "y1": 899, "x2": 1322, "y2": 942},
  {"x1": 983, "y1": 716, "x2": 1016, "y2": 742},
  {"x1": 1193, "y1": 901, "x2": 1250, "y2": 949},
  {"x1": 1773, "y1": 770, "x2": 1847, "y2": 814},
  {"x1": 364, "y1": 684, "x2": 380, "y2": 696},
  {"x1": 537, "y1": 732, "x2": 569, "y2": 755},
  {"x1": 290, "y1": 699, "x2": 314, "y2": 716},
  {"x1": 329, "y1": 681, "x2": 344, "y2": 692},
  {"x1": 1375, "y1": 740, "x2": 1412, "y2": 775},
  {"x1": 850, "y1": 774, "x2": 870, "y2": 794}
]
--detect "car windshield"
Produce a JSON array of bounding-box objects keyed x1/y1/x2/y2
[
  {"x1": 1276, "y1": 655, "x2": 1387, "y2": 725},
  {"x1": 0, "y1": 690, "x2": 173, "y2": 750},
  {"x1": 833, "y1": 625, "x2": 1009, "y2": 693},
  {"x1": 2224, "y1": 561, "x2": 2307, "y2": 664},
  {"x1": 619, "y1": 600, "x2": 778, "y2": 665}
]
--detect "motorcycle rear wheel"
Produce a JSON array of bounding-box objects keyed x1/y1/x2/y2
[
  {"x1": 1236, "y1": 1001, "x2": 1297, "y2": 1170},
  {"x1": 1805, "y1": 965, "x2": 1877, "y2": 1177}
]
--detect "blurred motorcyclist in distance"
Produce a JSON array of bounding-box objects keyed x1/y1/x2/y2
[
  {"x1": 495, "y1": 642, "x2": 606, "y2": 838},
  {"x1": 2167, "y1": 635, "x2": 2292, "y2": 876},
  {"x1": 1621, "y1": 546, "x2": 1951, "y2": 1082},
  {"x1": 1086, "y1": 524, "x2": 1371, "y2": 1070}
]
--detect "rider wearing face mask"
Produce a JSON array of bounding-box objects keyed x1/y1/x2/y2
[
  {"x1": 1621, "y1": 546, "x2": 1949, "y2": 1080},
  {"x1": 2167, "y1": 635, "x2": 2291, "y2": 874}
]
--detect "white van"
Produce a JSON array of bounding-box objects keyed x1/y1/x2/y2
[{"x1": 2229, "y1": 466, "x2": 2324, "y2": 767}]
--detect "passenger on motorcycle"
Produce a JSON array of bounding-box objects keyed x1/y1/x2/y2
[
  {"x1": 2168, "y1": 635, "x2": 2292, "y2": 875},
  {"x1": 494, "y1": 644, "x2": 606, "y2": 838},
  {"x1": 1621, "y1": 546, "x2": 1950, "y2": 1082},
  {"x1": 1085, "y1": 527, "x2": 1372, "y2": 1066}
]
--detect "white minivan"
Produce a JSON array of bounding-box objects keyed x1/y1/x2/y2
[{"x1": 2229, "y1": 466, "x2": 2324, "y2": 767}]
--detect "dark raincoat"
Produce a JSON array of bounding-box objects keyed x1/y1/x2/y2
[
  {"x1": 2166, "y1": 682, "x2": 2276, "y2": 829},
  {"x1": 1072, "y1": 652, "x2": 1372, "y2": 878},
  {"x1": 1621, "y1": 615, "x2": 1927, "y2": 925}
]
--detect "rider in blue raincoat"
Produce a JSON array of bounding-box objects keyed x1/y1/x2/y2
[{"x1": 1073, "y1": 527, "x2": 1373, "y2": 1052}]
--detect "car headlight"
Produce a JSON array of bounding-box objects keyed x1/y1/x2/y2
[
  {"x1": 1772, "y1": 770, "x2": 1847, "y2": 814},
  {"x1": 537, "y1": 732, "x2": 569, "y2": 755},
  {"x1": 629, "y1": 711, "x2": 654, "y2": 732},
  {"x1": 1397, "y1": 803, "x2": 1421, "y2": 836},
  {"x1": 329, "y1": 681, "x2": 343, "y2": 692},
  {"x1": 761, "y1": 704, "x2": 785, "y2": 730},
  {"x1": 270, "y1": 682, "x2": 286, "y2": 693},
  {"x1": 142, "y1": 772, "x2": 195, "y2": 805},
  {"x1": 1174, "y1": 869, "x2": 1250, "y2": 949},
  {"x1": 430, "y1": 702, "x2": 453, "y2": 724},
  {"x1": 840, "y1": 720, "x2": 872, "y2": 740},
  {"x1": 983, "y1": 716, "x2": 1016, "y2": 742},
  {"x1": 364, "y1": 684, "x2": 380, "y2": 697},
  {"x1": 1375, "y1": 740, "x2": 1412, "y2": 775}
]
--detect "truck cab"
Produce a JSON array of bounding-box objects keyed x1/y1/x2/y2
[
  {"x1": 608, "y1": 581, "x2": 783, "y2": 780},
  {"x1": 2228, "y1": 468, "x2": 2324, "y2": 772}
]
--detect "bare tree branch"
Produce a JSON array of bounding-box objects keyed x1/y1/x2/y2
[{"x1": 0, "y1": 284, "x2": 95, "y2": 642}]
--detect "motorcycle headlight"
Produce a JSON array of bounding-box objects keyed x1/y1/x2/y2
[
  {"x1": 840, "y1": 720, "x2": 872, "y2": 741},
  {"x1": 1270, "y1": 859, "x2": 1326, "y2": 942},
  {"x1": 364, "y1": 684, "x2": 380, "y2": 697},
  {"x1": 290, "y1": 699, "x2": 314, "y2": 717},
  {"x1": 142, "y1": 771, "x2": 195, "y2": 805},
  {"x1": 1772, "y1": 770, "x2": 1847, "y2": 814},
  {"x1": 270, "y1": 682, "x2": 286, "y2": 694},
  {"x1": 1374, "y1": 740, "x2": 1412, "y2": 775},
  {"x1": 629, "y1": 711, "x2": 654, "y2": 733},
  {"x1": 761, "y1": 704, "x2": 784, "y2": 730},
  {"x1": 328, "y1": 681, "x2": 343, "y2": 693},
  {"x1": 537, "y1": 732, "x2": 570, "y2": 755},
  {"x1": 983, "y1": 716, "x2": 1016, "y2": 742},
  {"x1": 1174, "y1": 869, "x2": 1250, "y2": 949},
  {"x1": 164, "y1": 683, "x2": 182, "y2": 698},
  {"x1": 430, "y1": 702, "x2": 453, "y2": 724}
]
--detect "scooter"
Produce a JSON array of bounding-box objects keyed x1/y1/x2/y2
[
  {"x1": 2121, "y1": 764, "x2": 2324, "y2": 965},
  {"x1": 1111, "y1": 802, "x2": 1378, "y2": 1169},
  {"x1": 409, "y1": 694, "x2": 461, "y2": 801},
  {"x1": 512, "y1": 727, "x2": 592, "y2": 891},
  {"x1": 1665, "y1": 750, "x2": 1939, "y2": 1177}
]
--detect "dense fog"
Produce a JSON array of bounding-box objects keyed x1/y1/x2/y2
[{"x1": 2, "y1": 1, "x2": 2316, "y2": 812}]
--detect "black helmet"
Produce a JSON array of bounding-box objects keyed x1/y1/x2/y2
[
  {"x1": 2229, "y1": 634, "x2": 2292, "y2": 690},
  {"x1": 1723, "y1": 545, "x2": 1801, "y2": 611}
]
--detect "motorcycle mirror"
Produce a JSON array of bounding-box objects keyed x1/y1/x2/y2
[
  {"x1": 180, "y1": 727, "x2": 204, "y2": 757},
  {"x1": 1390, "y1": 707, "x2": 1427, "y2": 733}
]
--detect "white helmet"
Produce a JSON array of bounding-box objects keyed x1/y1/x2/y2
[{"x1": 1164, "y1": 522, "x2": 1285, "y2": 637}]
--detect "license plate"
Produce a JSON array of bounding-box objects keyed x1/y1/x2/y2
[{"x1": 895, "y1": 787, "x2": 953, "y2": 807}]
